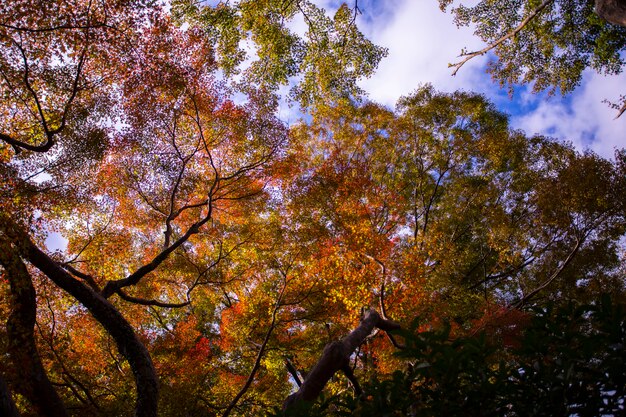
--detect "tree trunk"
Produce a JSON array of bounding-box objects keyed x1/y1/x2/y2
[
  {"x1": 0, "y1": 216, "x2": 159, "y2": 417},
  {"x1": 0, "y1": 238, "x2": 68, "y2": 417},
  {"x1": 283, "y1": 309, "x2": 400, "y2": 410},
  {"x1": 0, "y1": 375, "x2": 21, "y2": 417},
  {"x1": 596, "y1": 0, "x2": 626, "y2": 27}
]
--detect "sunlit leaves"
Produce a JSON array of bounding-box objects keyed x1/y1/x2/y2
[
  {"x1": 173, "y1": 0, "x2": 387, "y2": 108},
  {"x1": 440, "y1": 0, "x2": 626, "y2": 95}
]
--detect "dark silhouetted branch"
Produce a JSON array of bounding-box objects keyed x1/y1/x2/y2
[
  {"x1": 0, "y1": 236, "x2": 68, "y2": 417},
  {"x1": 283, "y1": 309, "x2": 400, "y2": 410},
  {"x1": 0, "y1": 215, "x2": 159, "y2": 417}
]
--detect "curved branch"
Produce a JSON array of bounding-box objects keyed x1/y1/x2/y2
[
  {"x1": 101, "y1": 204, "x2": 214, "y2": 298},
  {"x1": 0, "y1": 216, "x2": 159, "y2": 417},
  {"x1": 361, "y1": 254, "x2": 405, "y2": 349},
  {"x1": 0, "y1": 131, "x2": 55, "y2": 153},
  {"x1": 116, "y1": 289, "x2": 190, "y2": 308},
  {"x1": 62, "y1": 263, "x2": 101, "y2": 292},
  {"x1": 283, "y1": 309, "x2": 400, "y2": 410},
  {"x1": 512, "y1": 238, "x2": 582, "y2": 309},
  {"x1": 450, "y1": 0, "x2": 555, "y2": 75},
  {"x1": 615, "y1": 98, "x2": 626, "y2": 119},
  {"x1": 0, "y1": 35, "x2": 87, "y2": 153},
  {"x1": 595, "y1": 0, "x2": 626, "y2": 27},
  {"x1": 0, "y1": 237, "x2": 68, "y2": 417}
]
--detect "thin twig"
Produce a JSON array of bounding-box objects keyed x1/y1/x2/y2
[{"x1": 450, "y1": 0, "x2": 555, "y2": 75}]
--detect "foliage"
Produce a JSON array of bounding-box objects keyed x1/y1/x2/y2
[
  {"x1": 277, "y1": 294, "x2": 626, "y2": 416},
  {"x1": 172, "y1": 0, "x2": 388, "y2": 108},
  {"x1": 0, "y1": 2, "x2": 625, "y2": 415},
  {"x1": 438, "y1": 0, "x2": 626, "y2": 112}
]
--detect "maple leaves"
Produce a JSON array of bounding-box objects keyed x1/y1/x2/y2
[
  {"x1": 283, "y1": 85, "x2": 626, "y2": 329},
  {"x1": 0, "y1": 1, "x2": 625, "y2": 415},
  {"x1": 173, "y1": 0, "x2": 387, "y2": 108},
  {"x1": 0, "y1": 0, "x2": 153, "y2": 154}
]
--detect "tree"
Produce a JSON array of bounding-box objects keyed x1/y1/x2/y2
[
  {"x1": 1, "y1": 1, "x2": 625, "y2": 415},
  {"x1": 438, "y1": 0, "x2": 626, "y2": 117},
  {"x1": 285, "y1": 295, "x2": 626, "y2": 417},
  {"x1": 282, "y1": 86, "x2": 625, "y2": 323},
  {"x1": 0, "y1": 1, "x2": 388, "y2": 414},
  {"x1": 267, "y1": 85, "x2": 626, "y2": 411},
  {"x1": 172, "y1": 0, "x2": 388, "y2": 108}
]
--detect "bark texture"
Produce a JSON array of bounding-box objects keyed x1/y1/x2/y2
[
  {"x1": 0, "y1": 375, "x2": 21, "y2": 417},
  {"x1": 0, "y1": 237, "x2": 68, "y2": 417},
  {"x1": 283, "y1": 309, "x2": 400, "y2": 410},
  {"x1": 596, "y1": 0, "x2": 626, "y2": 27}
]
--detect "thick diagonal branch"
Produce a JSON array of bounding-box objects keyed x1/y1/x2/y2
[
  {"x1": 283, "y1": 309, "x2": 400, "y2": 409},
  {"x1": 0, "y1": 216, "x2": 158, "y2": 417},
  {"x1": 101, "y1": 205, "x2": 213, "y2": 298}
]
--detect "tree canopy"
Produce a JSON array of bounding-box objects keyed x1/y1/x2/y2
[
  {"x1": 1, "y1": 1, "x2": 625, "y2": 416},
  {"x1": 439, "y1": 0, "x2": 626, "y2": 116}
]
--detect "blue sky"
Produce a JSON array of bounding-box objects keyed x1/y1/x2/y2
[
  {"x1": 44, "y1": 0, "x2": 625, "y2": 251},
  {"x1": 307, "y1": 0, "x2": 625, "y2": 159}
]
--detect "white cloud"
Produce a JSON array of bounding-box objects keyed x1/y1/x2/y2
[
  {"x1": 357, "y1": 0, "x2": 490, "y2": 106},
  {"x1": 352, "y1": 0, "x2": 625, "y2": 157},
  {"x1": 511, "y1": 71, "x2": 625, "y2": 159}
]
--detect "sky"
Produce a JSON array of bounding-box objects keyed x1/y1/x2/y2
[
  {"x1": 45, "y1": 0, "x2": 625, "y2": 251},
  {"x1": 304, "y1": 0, "x2": 625, "y2": 159}
]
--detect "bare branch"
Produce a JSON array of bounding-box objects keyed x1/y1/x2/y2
[
  {"x1": 116, "y1": 289, "x2": 190, "y2": 309},
  {"x1": 0, "y1": 215, "x2": 158, "y2": 417},
  {"x1": 512, "y1": 238, "x2": 582, "y2": 309},
  {"x1": 283, "y1": 309, "x2": 400, "y2": 409},
  {"x1": 0, "y1": 236, "x2": 68, "y2": 417},
  {"x1": 341, "y1": 365, "x2": 363, "y2": 397},
  {"x1": 0, "y1": 21, "x2": 110, "y2": 33},
  {"x1": 450, "y1": 0, "x2": 555, "y2": 75},
  {"x1": 61, "y1": 263, "x2": 101, "y2": 292},
  {"x1": 285, "y1": 358, "x2": 302, "y2": 387},
  {"x1": 101, "y1": 202, "x2": 214, "y2": 298},
  {"x1": 615, "y1": 99, "x2": 626, "y2": 119}
]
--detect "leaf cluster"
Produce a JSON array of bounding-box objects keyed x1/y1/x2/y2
[
  {"x1": 279, "y1": 294, "x2": 626, "y2": 417},
  {"x1": 440, "y1": 0, "x2": 626, "y2": 96}
]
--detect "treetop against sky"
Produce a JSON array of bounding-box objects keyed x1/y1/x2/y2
[
  {"x1": 0, "y1": 1, "x2": 625, "y2": 416},
  {"x1": 345, "y1": 0, "x2": 625, "y2": 158}
]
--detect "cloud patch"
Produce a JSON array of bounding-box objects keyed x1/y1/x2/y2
[{"x1": 352, "y1": 0, "x2": 624, "y2": 157}]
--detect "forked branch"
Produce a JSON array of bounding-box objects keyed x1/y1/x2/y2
[
  {"x1": 283, "y1": 309, "x2": 400, "y2": 410},
  {"x1": 449, "y1": 0, "x2": 555, "y2": 75}
]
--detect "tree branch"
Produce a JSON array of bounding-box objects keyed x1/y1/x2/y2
[
  {"x1": 283, "y1": 309, "x2": 400, "y2": 409},
  {"x1": 285, "y1": 358, "x2": 302, "y2": 387},
  {"x1": 450, "y1": 0, "x2": 555, "y2": 75},
  {"x1": 0, "y1": 236, "x2": 68, "y2": 417},
  {"x1": 116, "y1": 289, "x2": 190, "y2": 308},
  {"x1": 0, "y1": 216, "x2": 159, "y2": 417},
  {"x1": 101, "y1": 204, "x2": 214, "y2": 298},
  {"x1": 512, "y1": 238, "x2": 582, "y2": 309},
  {"x1": 221, "y1": 280, "x2": 287, "y2": 417}
]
